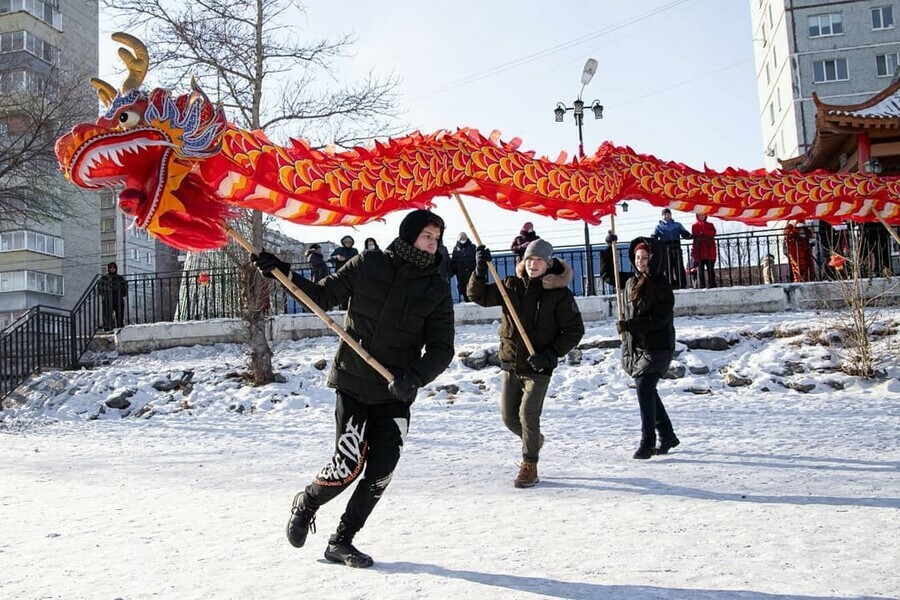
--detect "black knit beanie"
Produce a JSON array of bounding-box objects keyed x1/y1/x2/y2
[{"x1": 398, "y1": 209, "x2": 445, "y2": 244}]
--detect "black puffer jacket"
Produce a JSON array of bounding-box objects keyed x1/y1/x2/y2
[
  {"x1": 599, "y1": 237, "x2": 675, "y2": 377},
  {"x1": 467, "y1": 259, "x2": 584, "y2": 374},
  {"x1": 291, "y1": 244, "x2": 454, "y2": 404}
]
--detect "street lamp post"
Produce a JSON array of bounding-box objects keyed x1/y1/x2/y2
[{"x1": 555, "y1": 58, "x2": 604, "y2": 295}]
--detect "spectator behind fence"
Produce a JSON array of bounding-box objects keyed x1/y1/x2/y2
[
  {"x1": 691, "y1": 213, "x2": 717, "y2": 288},
  {"x1": 330, "y1": 236, "x2": 358, "y2": 272},
  {"x1": 652, "y1": 208, "x2": 692, "y2": 289},
  {"x1": 363, "y1": 237, "x2": 380, "y2": 251},
  {"x1": 510, "y1": 221, "x2": 540, "y2": 262},
  {"x1": 99, "y1": 261, "x2": 127, "y2": 330},
  {"x1": 761, "y1": 254, "x2": 775, "y2": 284},
  {"x1": 450, "y1": 232, "x2": 476, "y2": 301},
  {"x1": 306, "y1": 244, "x2": 329, "y2": 282},
  {"x1": 783, "y1": 221, "x2": 815, "y2": 282}
]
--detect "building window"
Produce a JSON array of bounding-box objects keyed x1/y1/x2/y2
[
  {"x1": 808, "y1": 13, "x2": 843, "y2": 38},
  {"x1": 876, "y1": 52, "x2": 899, "y2": 77},
  {"x1": 813, "y1": 58, "x2": 849, "y2": 83},
  {"x1": 101, "y1": 241, "x2": 116, "y2": 254},
  {"x1": 0, "y1": 30, "x2": 60, "y2": 64},
  {"x1": 100, "y1": 193, "x2": 116, "y2": 209},
  {"x1": 0, "y1": 230, "x2": 63, "y2": 256},
  {"x1": 871, "y1": 6, "x2": 894, "y2": 30},
  {"x1": 145, "y1": 251, "x2": 153, "y2": 264},
  {"x1": 0, "y1": 69, "x2": 43, "y2": 94},
  {"x1": 776, "y1": 87, "x2": 782, "y2": 112},
  {"x1": 769, "y1": 102, "x2": 775, "y2": 124},
  {"x1": 130, "y1": 248, "x2": 139, "y2": 261},
  {"x1": 101, "y1": 217, "x2": 116, "y2": 232},
  {"x1": 767, "y1": 4, "x2": 773, "y2": 28},
  {"x1": 0, "y1": 0, "x2": 63, "y2": 30},
  {"x1": 0, "y1": 270, "x2": 63, "y2": 295}
]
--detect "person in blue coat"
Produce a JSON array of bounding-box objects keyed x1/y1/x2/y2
[{"x1": 652, "y1": 208, "x2": 692, "y2": 289}]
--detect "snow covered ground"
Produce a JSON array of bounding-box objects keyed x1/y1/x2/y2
[{"x1": 2, "y1": 309, "x2": 899, "y2": 600}]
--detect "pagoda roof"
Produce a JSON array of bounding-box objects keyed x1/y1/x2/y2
[{"x1": 780, "y1": 78, "x2": 900, "y2": 172}]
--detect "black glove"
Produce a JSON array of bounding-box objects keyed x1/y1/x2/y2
[
  {"x1": 527, "y1": 349, "x2": 557, "y2": 372},
  {"x1": 474, "y1": 245, "x2": 492, "y2": 278},
  {"x1": 388, "y1": 371, "x2": 422, "y2": 403},
  {"x1": 251, "y1": 251, "x2": 291, "y2": 278},
  {"x1": 616, "y1": 319, "x2": 630, "y2": 334},
  {"x1": 605, "y1": 231, "x2": 618, "y2": 244}
]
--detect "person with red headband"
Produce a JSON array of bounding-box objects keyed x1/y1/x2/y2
[{"x1": 601, "y1": 234, "x2": 680, "y2": 460}]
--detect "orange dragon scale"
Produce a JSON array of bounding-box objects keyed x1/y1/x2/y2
[{"x1": 55, "y1": 34, "x2": 900, "y2": 251}]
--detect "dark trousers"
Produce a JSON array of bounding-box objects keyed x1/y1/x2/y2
[
  {"x1": 500, "y1": 370, "x2": 550, "y2": 463},
  {"x1": 302, "y1": 391, "x2": 409, "y2": 537},
  {"x1": 663, "y1": 243, "x2": 686, "y2": 289},
  {"x1": 102, "y1": 296, "x2": 125, "y2": 329},
  {"x1": 633, "y1": 372, "x2": 675, "y2": 446},
  {"x1": 697, "y1": 259, "x2": 716, "y2": 288}
]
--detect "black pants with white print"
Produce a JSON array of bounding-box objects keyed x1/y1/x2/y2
[{"x1": 303, "y1": 390, "x2": 409, "y2": 538}]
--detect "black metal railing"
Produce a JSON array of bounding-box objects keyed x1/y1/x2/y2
[{"x1": 3, "y1": 225, "x2": 897, "y2": 400}]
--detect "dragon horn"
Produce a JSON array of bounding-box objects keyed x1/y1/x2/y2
[
  {"x1": 90, "y1": 77, "x2": 117, "y2": 107},
  {"x1": 111, "y1": 32, "x2": 149, "y2": 92}
]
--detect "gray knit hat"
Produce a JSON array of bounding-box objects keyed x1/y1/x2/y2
[{"x1": 523, "y1": 239, "x2": 553, "y2": 264}]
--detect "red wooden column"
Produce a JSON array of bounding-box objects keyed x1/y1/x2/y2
[{"x1": 857, "y1": 133, "x2": 871, "y2": 171}]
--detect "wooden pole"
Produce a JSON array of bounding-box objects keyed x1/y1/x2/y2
[
  {"x1": 453, "y1": 193, "x2": 536, "y2": 356},
  {"x1": 608, "y1": 214, "x2": 624, "y2": 321},
  {"x1": 874, "y1": 211, "x2": 900, "y2": 248},
  {"x1": 225, "y1": 226, "x2": 394, "y2": 383}
]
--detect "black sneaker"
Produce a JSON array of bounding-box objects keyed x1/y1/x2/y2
[
  {"x1": 656, "y1": 436, "x2": 681, "y2": 455},
  {"x1": 324, "y1": 534, "x2": 374, "y2": 568},
  {"x1": 632, "y1": 445, "x2": 654, "y2": 460},
  {"x1": 286, "y1": 492, "x2": 316, "y2": 548}
]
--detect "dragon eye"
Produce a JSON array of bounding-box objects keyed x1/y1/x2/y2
[{"x1": 117, "y1": 110, "x2": 141, "y2": 129}]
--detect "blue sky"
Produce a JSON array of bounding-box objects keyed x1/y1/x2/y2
[{"x1": 100, "y1": 0, "x2": 765, "y2": 252}]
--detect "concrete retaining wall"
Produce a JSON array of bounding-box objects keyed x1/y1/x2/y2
[{"x1": 114, "y1": 279, "x2": 899, "y2": 355}]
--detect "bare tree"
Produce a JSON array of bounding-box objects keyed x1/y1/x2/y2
[
  {"x1": 103, "y1": 0, "x2": 402, "y2": 384},
  {"x1": 0, "y1": 58, "x2": 97, "y2": 228}
]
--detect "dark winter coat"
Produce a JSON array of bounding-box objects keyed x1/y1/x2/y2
[
  {"x1": 98, "y1": 273, "x2": 127, "y2": 300},
  {"x1": 329, "y1": 245, "x2": 359, "y2": 271},
  {"x1": 305, "y1": 249, "x2": 329, "y2": 282},
  {"x1": 437, "y1": 244, "x2": 451, "y2": 281},
  {"x1": 600, "y1": 238, "x2": 675, "y2": 378},
  {"x1": 450, "y1": 240, "x2": 476, "y2": 285},
  {"x1": 291, "y1": 245, "x2": 454, "y2": 404},
  {"x1": 510, "y1": 230, "x2": 540, "y2": 260},
  {"x1": 467, "y1": 259, "x2": 584, "y2": 375},
  {"x1": 691, "y1": 218, "x2": 717, "y2": 263}
]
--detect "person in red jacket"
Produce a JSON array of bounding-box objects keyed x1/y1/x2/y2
[
  {"x1": 784, "y1": 221, "x2": 816, "y2": 282},
  {"x1": 691, "y1": 213, "x2": 717, "y2": 288}
]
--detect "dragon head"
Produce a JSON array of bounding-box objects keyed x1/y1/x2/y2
[{"x1": 55, "y1": 33, "x2": 233, "y2": 250}]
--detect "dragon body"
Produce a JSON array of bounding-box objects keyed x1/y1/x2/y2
[{"x1": 55, "y1": 34, "x2": 900, "y2": 251}]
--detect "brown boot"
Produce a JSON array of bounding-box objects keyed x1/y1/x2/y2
[{"x1": 514, "y1": 461, "x2": 539, "y2": 488}]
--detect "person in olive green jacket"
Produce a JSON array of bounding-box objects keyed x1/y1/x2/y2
[
  {"x1": 468, "y1": 239, "x2": 584, "y2": 488},
  {"x1": 252, "y1": 209, "x2": 454, "y2": 569}
]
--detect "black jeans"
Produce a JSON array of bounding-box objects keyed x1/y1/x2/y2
[
  {"x1": 662, "y1": 243, "x2": 686, "y2": 289},
  {"x1": 302, "y1": 391, "x2": 410, "y2": 537},
  {"x1": 633, "y1": 372, "x2": 675, "y2": 447},
  {"x1": 697, "y1": 259, "x2": 716, "y2": 288}
]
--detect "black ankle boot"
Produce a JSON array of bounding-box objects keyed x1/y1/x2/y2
[
  {"x1": 656, "y1": 435, "x2": 680, "y2": 455},
  {"x1": 286, "y1": 492, "x2": 317, "y2": 548},
  {"x1": 633, "y1": 443, "x2": 654, "y2": 460},
  {"x1": 324, "y1": 532, "x2": 374, "y2": 568}
]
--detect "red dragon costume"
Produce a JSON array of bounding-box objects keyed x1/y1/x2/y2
[{"x1": 55, "y1": 34, "x2": 900, "y2": 252}]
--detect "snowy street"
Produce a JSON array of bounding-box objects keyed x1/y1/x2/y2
[{"x1": 2, "y1": 310, "x2": 899, "y2": 599}]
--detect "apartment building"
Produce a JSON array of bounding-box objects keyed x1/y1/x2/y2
[
  {"x1": 0, "y1": 0, "x2": 99, "y2": 328},
  {"x1": 750, "y1": 0, "x2": 900, "y2": 168}
]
